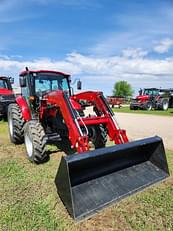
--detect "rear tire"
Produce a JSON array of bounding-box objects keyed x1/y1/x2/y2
[
  {"x1": 24, "y1": 121, "x2": 49, "y2": 164},
  {"x1": 8, "y1": 103, "x2": 25, "y2": 144},
  {"x1": 160, "y1": 99, "x2": 169, "y2": 111}
]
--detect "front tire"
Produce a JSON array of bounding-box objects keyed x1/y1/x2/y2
[
  {"x1": 89, "y1": 125, "x2": 107, "y2": 149},
  {"x1": 8, "y1": 103, "x2": 25, "y2": 144},
  {"x1": 24, "y1": 121, "x2": 49, "y2": 164},
  {"x1": 130, "y1": 104, "x2": 134, "y2": 110},
  {"x1": 130, "y1": 104, "x2": 138, "y2": 110},
  {"x1": 144, "y1": 102, "x2": 152, "y2": 111}
]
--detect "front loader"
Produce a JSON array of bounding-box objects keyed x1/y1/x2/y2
[{"x1": 8, "y1": 68, "x2": 170, "y2": 220}]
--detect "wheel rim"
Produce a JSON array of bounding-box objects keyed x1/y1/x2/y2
[
  {"x1": 147, "y1": 104, "x2": 152, "y2": 110},
  {"x1": 9, "y1": 116, "x2": 14, "y2": 137},
  {"x1": 25, "y1": 133, "x2": 33, "y2": 157},
  {"x1": 163, "y1": 102, "x2": 168, "y2": 110}
]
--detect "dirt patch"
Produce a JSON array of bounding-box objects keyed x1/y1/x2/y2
[{"x1": 115, "y1": 113, "x2": 173, "y2": 150}]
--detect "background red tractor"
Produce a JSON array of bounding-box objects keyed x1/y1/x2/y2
[
  {"x1": 7, "y1": 68, "x2": 169, "y2": 220},
  {"x1": 0, "y1": 76, "x2": 15, "y2": 120},
  {"x1": 130, "y1": 88, "x2": 170, "y2": 111}
]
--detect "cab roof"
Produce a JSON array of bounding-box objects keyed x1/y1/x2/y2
[
  {"x1": 19, "y1": 70, "x2": 70, "y2": 77},
  {"x1": 144, "y1": 88, "x2": 160, "y2": 90},
  {"x1": 144, "y1": 88, "x2": 172, "y2": 92}
]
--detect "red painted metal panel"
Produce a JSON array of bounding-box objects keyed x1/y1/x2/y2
[
  {"x1": 16, "y1": 96, "x2": 31, "y2": 121},
  {"x1": 0, "y1": 89, "x2": 13, "y2": 95}
]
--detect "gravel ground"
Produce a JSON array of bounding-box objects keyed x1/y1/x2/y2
[{"x1": 115, "y1": 113, "x2": 173, "y2": 150}]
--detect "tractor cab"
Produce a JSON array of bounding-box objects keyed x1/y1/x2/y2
[
  {"x1": 138, "y1": 88, "x2": 159, "y2": 97},
  {"x1": 139, "y1": 88, "x2": 170, "y2": 100},
  {"x1": 0, "y1": 76, "x2": 14, "y2": 92},
  {"x1": 19, "y1": 70, "x2": 74, "y2": 116},
  {"x1": 19, "y1": 70, "x2": 71, "y2": 97},
  {"x1": 0, "y1": 76, "x2": 15, "y2": 119},
  {"x1": 143, "y1": 88, "x2": 159, "y2": 96}
]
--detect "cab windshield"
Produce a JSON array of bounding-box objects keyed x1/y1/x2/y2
[
  {"x1": 0, "y1": 79, "x2": 8, "y2": 89},
  {"x1": 143, "y1": 89, "x2": 159, "y2": 96},
  {"x1": 34, "y1": 73, "x2": 69, "y2": 94}
]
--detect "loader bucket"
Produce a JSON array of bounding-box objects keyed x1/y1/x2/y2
[{"x1": 55, "y1": 136, "x2": 169, "y2": 220}]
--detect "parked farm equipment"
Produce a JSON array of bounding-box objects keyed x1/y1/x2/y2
[
  {"x1": 0, "y1": 76, "x2": 15, "y2": 120},
  {"x1": 8, "y1": 68, "x2": 170, "y2": 220},
  {"x1": 168, "y1": 88, "x2": 173, "y2": 108},
  {"x1": 130, "y1": 88, "x2": 171, "y2": 111},
  {"x1": 106, "y1": 96, "x2": 125, "y2": 108}
]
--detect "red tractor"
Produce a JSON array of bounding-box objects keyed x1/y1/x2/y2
[
  {"x1": 0, "y1": 76, "x2": 15, "y2": 120},
  {"x1": 8, "y1": 68, "x2": 169, "y2": 220},
  {"x1": 8, "y1": 68, "x2": 129, "y2": 163},
  {"x1": 130, "y1": 88, "x2": 170, "y2": 111}
]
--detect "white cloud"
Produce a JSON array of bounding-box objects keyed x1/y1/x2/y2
[
  {"x1": 67, "y1": 52, "x2": 173, "y2": 77},
  {"x1": 1, "y1": 52, "x2": 173, "y2": 78},
  {"x1": 154, "y1": 38, "x2": 173, "y2": 53},
  {"x1": 0, "y1": 56, "x2": 81, "y2": 75},
  {"x1": 122, "y1": 48, "x2": 148, "y2": 58},
  {"x1": 0, "y1": 52, "x2": 173, "y2": 95}
]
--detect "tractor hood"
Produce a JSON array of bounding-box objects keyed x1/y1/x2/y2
[
  {"x1": 136, "y1": 95, "x2": 149, "y2": 101},
  {"x1": 0, "y1": 88, "x2": 14, "y2": 95}
]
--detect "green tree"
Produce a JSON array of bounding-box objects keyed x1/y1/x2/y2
[{"x1": 113, "y1": 81, "x2": 133, "y2": 97}]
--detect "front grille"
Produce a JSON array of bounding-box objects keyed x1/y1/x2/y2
[{"x1": 131, "y1": 99, "x2": 139, "y2": 103}]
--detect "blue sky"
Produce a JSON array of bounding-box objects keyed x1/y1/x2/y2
[{"x1": 0, "y1": 0, "x2": 173, "y2": 95}]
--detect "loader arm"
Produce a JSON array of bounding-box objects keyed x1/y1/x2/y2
[
  {"x1": 45, "y1": 90, "x2": 89, "y2": 152},
  {"x1": 71, "y1": 91, "x2": 129, "y2": 144}
]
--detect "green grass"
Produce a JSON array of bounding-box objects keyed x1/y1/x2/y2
[
  {"x1": 0, "y1": 120, "x2": 8, "y2": 138},
  {"x1": 0, "y1": 121, "x2": 173, "y2": 231},
  {"x1": 113, "y1": 106, "x2": 173, "y2": 116}
]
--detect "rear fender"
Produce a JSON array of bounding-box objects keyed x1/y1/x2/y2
[{"x1": 16, "y1": 96, "x2": 31, "y2": 121}]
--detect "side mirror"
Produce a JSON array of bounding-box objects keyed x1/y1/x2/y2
[
  {"x1": 77, "y1": 80, "x2": 82, "y2": 90},
  {"x1": 19, "y1": 76, "x2": 26, "y2": 87},
  {"x1": 9, "y1": 77, "x2": 14, "y2": 84}
]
